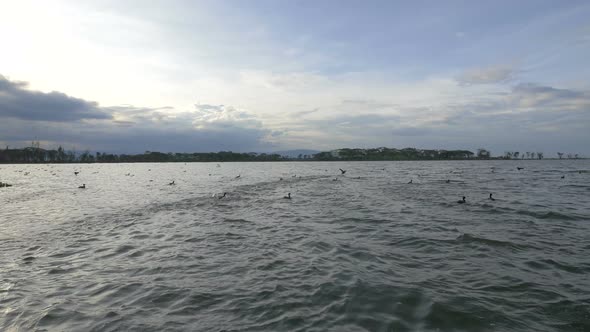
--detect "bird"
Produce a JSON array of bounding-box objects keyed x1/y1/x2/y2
[
  {"x1": 446, "y1": 179, "x2": 451, "y2": 183},
  {"x1": 408, "y1": 179, "x2": 413, "y2": 184},
  {"x1": 78, "y1": 184, "x2": 86, "y2": 189},
  {"x1": 279, "y1": 177, "x2": 283, "y2": 181},
  {"x1": 339, "y1": 168, "x2": 346, "y2": 175},
  {"x1": 517, "y1": 167, "x2": 524, "y2": 171},
  {"x1": 561, "y1": 175, "x2": 565, "y2": 179},
  {"x1": 218, "y1": 192, "x2": 227, "y2": 199},
  {"x1": 283, "y1": 193, "x2": 291, "y2": 199},
  {"x1": 74, "y1": 171, "x2": 79, "y2": 175},
  {"x1": 489, "y1": 193, "x2": 495, "y2": 201},
  {"x1": 457, "y1": 196, "x2": 466, "y2": 204},
  {"x1": 235, "y1": 175, "x2": 241, "y2": 179},
  {"x1": 169, "y1": 180, "x2": 175, "y2": 185},
  {"x1": 332, "y1": 178, "x2": 338, "y2": 181}
]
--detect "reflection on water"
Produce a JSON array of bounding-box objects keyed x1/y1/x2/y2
[{"x1": 1, "y1": 160, "x2": 589, "y2": 331}]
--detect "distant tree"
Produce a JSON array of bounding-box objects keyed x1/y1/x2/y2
[
  {"x1": 557, "y1": 152, "x2": 564, "y2": 159},
  {"x1": 513, "y1": 151, "x2": 519, "y2": 159},
  {"x1": 530, "y1": 152, "x2": 536, "y2": 159},
  {"x1": 504, "y1": 151, "x2": 512, "y2": 159},
  {"x1": 537, "y1": 152, "x2": 543, "y2": 160},
  {"x1": 477, "y1": 148, "x2": 491, "y2": 159},
  {"x1": 575, "y1": 154, "x2": 579, "y2": 159}
]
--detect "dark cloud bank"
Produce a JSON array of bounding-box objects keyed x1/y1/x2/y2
[{"x1": 0, "y1": 74, "x2": 275, "y2": 153}]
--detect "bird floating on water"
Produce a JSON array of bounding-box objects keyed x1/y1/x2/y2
[
  {"x1": 74, "y1": 171, "x2": 79, "y2": 175},
  {"x1": 561, "y1": 175, "x2": 565, "y2": 179},
  {"x1": 218, "y1": 192, "x2": 227, "y2": 199},
  {"x1": 283, "y1": 193, "x2": 291, "y2": 199},
  {"x1": 457, "y1": 196, "x2": 466, "y2": 204},
  {"x1": 339, "y1": 168, "x2": 346, "y2": 175},
  {"x1": 489, "y1": 193, "x2": 495, "y2": 201},
  {"x1": 517, "y1": 167, "x2": 524, "y2": 171},
  {"x1": 235, "y1": 175, "x2": 241, "y2": 179},
  {"x1": 78, "y1": 184, "x2": 86, "y2": 189},
  {"x1": 446, "y1": 179, "x2": 451, "y2": 183},
  {"x1": 408, "y1": 179, "x2": 413, "y2": 184},
  {"x1": 169, "y1": 180, "x2": 175, "y2": 185}
]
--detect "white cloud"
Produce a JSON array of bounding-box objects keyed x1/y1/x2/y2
[{"x1": 456, "y1": 65, "x2": 516, "y2": 85}]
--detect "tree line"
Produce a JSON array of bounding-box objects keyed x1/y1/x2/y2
[
  {"x1": 0, "y1": 143, "x2": 583, "y2": 164},
  {"x1": 0, "y1": 146, "x2": 285, "y2": 163},
  {"x1": 502, "y1": 151, "x2": 580, "y2": 160}
]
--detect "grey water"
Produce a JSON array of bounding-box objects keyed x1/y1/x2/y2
[{"x1": 1, "y1": 160, "x2": 589, "y2": 332}]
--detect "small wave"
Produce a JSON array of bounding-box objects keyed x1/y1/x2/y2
[
  {"x1": 517, "y1": 210, "x2": 579, "y2": 221},
  {"x1": 525, "y1": 259, "x2": 587, "y2": 274},
  {"x1": 456, "y1": 233, "x2": 527, "y2": 251}
]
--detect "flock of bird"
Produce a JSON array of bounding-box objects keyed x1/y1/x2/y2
[{"x1": 0, "y1": 164, "x2": 579, "y2": 205}]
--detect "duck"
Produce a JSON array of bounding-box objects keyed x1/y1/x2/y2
[
  {"x1": 457, "y1": 196, "x2": 466, "y2": 204},
  {"x1": 74, "y1": 171, "x2": 79, "y2": 175},
  {"x1": 169, "y1": 180, "x2": 175, "y2": 185},
  {"x1": 283, "y1": 193, "x2": 291, "y2": 199},
  {"x1": 218, "y1": 192, "x2": 227, "y2": 199},
  {"x1": 446, "y1": 179, "x2": 451, "y2": 183},
  {"x1": 408, "y1": 179, "x2": 413, "y2": 184},
  {"x1": 517, "y1": 167, "x2": 524, "y2": 171},
  {"x1": 78, "y1": 184, "x2": 86, "y2": 189},
  {"x1": 489, "y1": 193, "x2": 495, "y2": 201}
]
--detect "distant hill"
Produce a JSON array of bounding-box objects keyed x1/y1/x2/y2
[{"x1": 273, "y1": 149, "x2": 320, "y2": 158}]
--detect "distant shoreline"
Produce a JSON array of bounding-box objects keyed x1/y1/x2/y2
[
  {"x1": 0, "y1": 158, "x2": 586, "y2": 165},
  {"x1": 1, "y1": 146, "x2": 584, "y2": 164}
]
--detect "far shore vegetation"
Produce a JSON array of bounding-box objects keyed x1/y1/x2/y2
[{"x1": 0, "y1": 142, "x2": 584, "y2": 164}]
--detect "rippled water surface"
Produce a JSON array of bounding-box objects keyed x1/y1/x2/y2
[{"x1": 1, "y1": 160, "x2": 589, "y2": 331}]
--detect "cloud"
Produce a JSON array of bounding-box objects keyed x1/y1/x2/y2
[
  {"x1": 509, "y1": 83, "x2": 589, "y2": 109},
  {"x1": 0, "y1": 74, "x2": 277, "y2": 153},
  {"x1": 456, "y1": 65, "x2": 515, "y2": 85},
  {"x1": 0, "y1": 75, "x2": 112, "y2": 122}
]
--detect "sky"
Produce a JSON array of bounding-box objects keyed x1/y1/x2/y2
[{"x1": 1, "y1": 0, "x2": 589, "y2": 156}]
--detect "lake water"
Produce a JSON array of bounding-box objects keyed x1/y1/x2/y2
[{"x1": 1, "y1": 160, "x2": 589, "y2": 331}]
